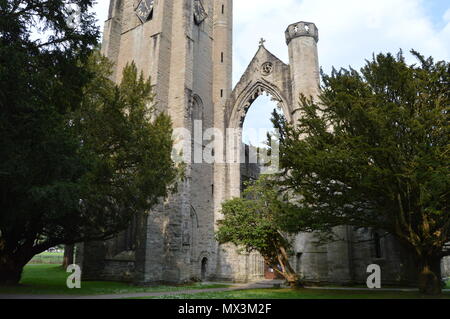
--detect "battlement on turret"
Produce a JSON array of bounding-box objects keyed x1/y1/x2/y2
[{"x1": 285, "y1": 21, "x2": 319, "y2": 44}]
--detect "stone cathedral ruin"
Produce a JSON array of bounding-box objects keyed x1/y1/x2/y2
[{"x1": 77, "y1": 0, "x2": 450, "y2": 285}]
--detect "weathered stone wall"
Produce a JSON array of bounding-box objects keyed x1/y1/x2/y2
[
  {"x1": 188, "y1": 0, "x2": 216, "y2": 281},
  {"x1": 100, "y1": 252, "x2": 135, "y2": 282},
  {"x1": 293, "y1": 233, "x2": 329, "y2": 283},
  {"x1": 349, "y1": 229, "x2": 417, "y2": 286},
  {"x1": 79, "y1": 241, "x2": 107, "y2": 280},
  {"x1": 442, "y1": 257, "x2": 450, "y2": 278},
  {"x1": 240, "y1": 144, "x2": 261, "y2": 189},
  {"x1": 82, "y1": 0, "x2": 224, "y2": 285},
  {"x1": 291, "y1": 228, "x2": 417, "y2": 286}
]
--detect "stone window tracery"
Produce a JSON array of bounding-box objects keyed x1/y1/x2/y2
[
  {"x1": 194, "y1": 0, "x2": 208, "y2": 25},
  {"x1": 135, "y1": 0, "x2": 154, "y2": 23}
]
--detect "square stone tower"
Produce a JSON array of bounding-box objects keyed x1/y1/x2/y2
[{"x1": 80, "y1": 0, "x2": 233, "y2": 284}]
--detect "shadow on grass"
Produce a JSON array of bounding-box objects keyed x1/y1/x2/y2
[
  {"x1": 2, "y1": 265, "x2": 449, "y2": 299},
  {"x1": 0, "y1": 264, "x2": 229, "y2": 296}
]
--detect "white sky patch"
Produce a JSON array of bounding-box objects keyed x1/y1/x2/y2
[
  {"x1": 445, "y1": 8, "x2": 450, "y2": 22},
  {"x1": 234, "y1": 0, "x2": 449, "y2": 80},
  {"x1": 242, "y1": 95, "x2": 282, "y2": 147},
  {"x1": 92, "y1": 1, "x2": 108, "y2": 34},
  {"x1": 92, "y1": 0, "x2": 449, "y2": 146}
]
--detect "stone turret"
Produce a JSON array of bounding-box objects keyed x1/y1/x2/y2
[
  {"x1": 212, "y1": 0, "x2": 233, "y2": 207},
  {"x1": 213, "y1": 0, "x2": 233, "y2": 106},
  {"x1": 212, "y1": 0, "x2": 235, "y2": 281},
  {"x1": 286, "y1": 21, "x2": 320, "y2": 123}
]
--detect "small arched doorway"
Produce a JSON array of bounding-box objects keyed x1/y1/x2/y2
[{"x1": 201, "y1": 257, "x2": 208, "y2": 281}]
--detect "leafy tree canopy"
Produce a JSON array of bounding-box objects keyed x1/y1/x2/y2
[
  {"x1": 217, "y1": 176, "x2": 303, "y2": 287},
  {"x1": 273, "y1": 50, "x2": 449, "y2": 294},
  {"x1": 0, "y1": 1, "x2": 178, "y2": 284}
]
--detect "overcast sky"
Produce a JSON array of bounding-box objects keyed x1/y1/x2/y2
[{"x1": 92, "y1": 0, "x2": 450, "y2": 146}]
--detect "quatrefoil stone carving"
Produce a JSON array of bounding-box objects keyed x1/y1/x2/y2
[{"x1": 261, "y1": 62, "x2": 273, "y2": 76}]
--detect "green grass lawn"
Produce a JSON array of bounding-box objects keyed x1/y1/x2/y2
[
  {"x1": 1, "y1": 264, "x2": 449, "y2": 299},
  {"x1": 29, "y1": 252, "x2": 64, "y2": 264},
  {"x1": 142, "y1": 288, "x2": 450, "y2": 300},
  {"x1": 0, "y1": 264, "x2": 229, "y2": 296}
]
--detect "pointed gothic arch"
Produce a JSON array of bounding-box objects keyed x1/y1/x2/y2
[
  {"x1": 226, "y1": 45, "x2": 294, "y2": 129},
  {"x1": 229, "y1": 80, "x2": 292, "y2": 129},
  {"x1": 224, "y1": 45, "x2": 294, "y2": 198}
]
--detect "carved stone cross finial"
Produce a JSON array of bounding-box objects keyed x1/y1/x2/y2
[{"x1": 259, "y1": 38, "x2": 266, "y2": 46}]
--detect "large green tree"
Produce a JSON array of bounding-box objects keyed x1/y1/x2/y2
[
  {"x1": 0, "y1": 1, "x2": 178, "y2": 284},
  {"x1": 217, "y1": 176, "x2": 305, "y2": 287},
  {"x1": 273, "y1": 51, "x2": 449, "y2": 295}
]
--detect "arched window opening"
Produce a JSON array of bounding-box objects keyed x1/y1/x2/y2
[
  {"x1": 374, "y1": 232, "x2": 382, "y2": 259},
  {"x1": 296, "y1": 253, "x2": 303, "y2": 274},
  {"x1": 242, "y1": 93, "x2": 282, "y2": 148},
  {"x1": 191, "y1": 95, "x2": 204, "y2": 164},
  {"x1": 241, "y1": 93, "x2": 283, "y2": 191},
  {"x1": 201, "y1": 257, "x2": 208, "y2": 281}
]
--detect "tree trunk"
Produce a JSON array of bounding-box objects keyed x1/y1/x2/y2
[
  {"x1": 0, "y1": 255, "x2": 25, "y2": 285},
  {"x1": 282, "y1": 270, "x2": 302, "y2": 288},
  {"x1": 275, "y1": 247, "x2": 303, "y2": 288},
  {"x1": 417, "y1": 255, "x2": 442, "y2": 295},
  {"x1": 62, "y1": 244, "x2": 74, "y2": 269}
]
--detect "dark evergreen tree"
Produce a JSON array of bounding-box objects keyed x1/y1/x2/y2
[
  {"x1": 273, "y1": 51, "x2": 449, "y2": 295},
  {"x1": 0, "y1": 1, "x2": 178, "y2": 284}
]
